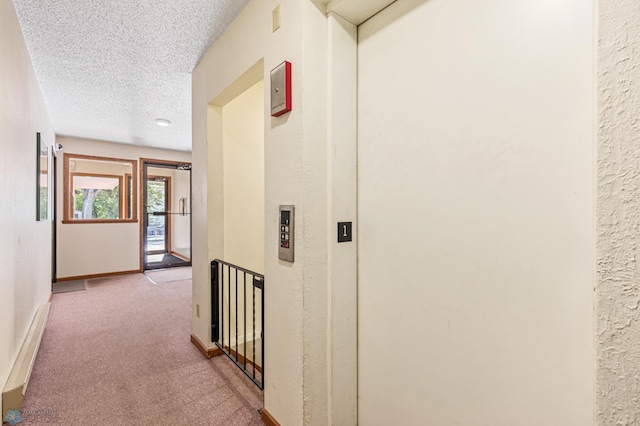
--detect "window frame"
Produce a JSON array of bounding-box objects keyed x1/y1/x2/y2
[{"x1": 63, "y1": 153, "x2": 138, "y2": 224}]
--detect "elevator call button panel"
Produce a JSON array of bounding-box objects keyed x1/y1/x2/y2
[{"x1": 279, "y1": 205, "x2": 294, "y2": 262}]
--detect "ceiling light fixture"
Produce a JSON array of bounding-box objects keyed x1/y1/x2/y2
[{"x1": 155, "y1": 118, "x2": 171, "y2": 127}]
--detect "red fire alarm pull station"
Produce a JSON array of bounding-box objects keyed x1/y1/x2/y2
[{"x1": 270, "y1": 61, "x2": 292, "y2": 117}]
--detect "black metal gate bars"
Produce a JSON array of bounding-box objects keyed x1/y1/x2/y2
[{"x1": 211, "y1": 260, "x2": 264, "y2": 389}]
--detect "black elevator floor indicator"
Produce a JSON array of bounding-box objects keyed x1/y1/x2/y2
[{"x1": 338, "y1": 222, "x2": 353, "y2": 243}]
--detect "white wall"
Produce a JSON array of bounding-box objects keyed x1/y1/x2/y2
[
  {"x1": 357, "y1": 0, "x2": 594, "y2": 425},
  {"x1": 0, "y1": 0, "x2": 55, "y2": 397},
  {"x1": 326, "y1": 12, "x2": 358, "y2": 426},
  {"x1": 597, "y1": 0, "x2": 640, "y2": 423},
  {"x1": 56, "y1": 137, "x2": 190, "y2": 278},
  {"x1": 192, "y1": 1, "x2": 329, "y2": 424},
  {"x1": 222, "y1": 80, "x2": 265, "y2": 274},
  {"x1": 215, "y1": 79, "x2": 265, "y2": 359}
]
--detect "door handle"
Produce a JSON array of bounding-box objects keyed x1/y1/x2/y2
[{"x1": 150, "y1": 211, "x2": 190, "y2": 216}]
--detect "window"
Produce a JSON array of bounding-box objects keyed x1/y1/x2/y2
[{"x1": 63, "y1": 154, "x2": 137, "y2": 223}]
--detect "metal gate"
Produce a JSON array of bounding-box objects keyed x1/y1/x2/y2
[{"x1": 211, "y1": 260, "x2": 264, "y2": 389}]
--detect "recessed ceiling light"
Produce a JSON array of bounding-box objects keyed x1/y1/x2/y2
[{"x1": 156, "y1": 118, "x2": 171, "y2": 127}]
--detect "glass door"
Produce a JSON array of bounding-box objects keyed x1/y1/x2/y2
[
  {"x1": 142, "y1": 161, "x2": 192, "y2": 270},
  {"x1": 146, "y1": 177, "x2": 168, "y2": 258}
]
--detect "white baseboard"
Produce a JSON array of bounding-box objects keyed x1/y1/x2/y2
[{"x1": 2, "y1": 302, "x2": 50, "y2": 419}]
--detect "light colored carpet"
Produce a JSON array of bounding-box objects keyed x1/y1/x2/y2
[
  {"x1": 144, "y1": 266, "x2": 192, "y2": 284},
  {"x1": 21, "y1": 272, "x2": 263, "y2": 425}
]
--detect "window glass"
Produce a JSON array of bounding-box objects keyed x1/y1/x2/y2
[{"x1": 63, "y1": 154, "x2": 137, "y2": 223}]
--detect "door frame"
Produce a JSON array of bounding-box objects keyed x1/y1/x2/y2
[
  {"x1": 51, "y1": 146, "x2": 58, "y2": 283},
  {"x1": 140, "y1": 158, "x2": 192, "y2": 271}
]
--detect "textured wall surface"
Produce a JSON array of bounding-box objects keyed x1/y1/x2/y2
[
  {"x1": 0, "y1": 0, "x2": 54, "y2": 398},
  {"x1": 598, "y1": 1, "x2": 640, "y2": 424},
  {"x1": 192, "y1": 1, "x2": 307, "y2": 424}
]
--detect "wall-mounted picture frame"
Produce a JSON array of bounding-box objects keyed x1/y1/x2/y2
[{"x1": 36, "y1": 133, "x2": 48, "y2": 221}]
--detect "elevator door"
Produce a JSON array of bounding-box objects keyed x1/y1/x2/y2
[{"x1": 356, "y1": 1, "x2": 594, "y2": 425}]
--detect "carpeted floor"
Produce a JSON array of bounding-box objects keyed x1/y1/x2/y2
[
  {"x1": 21, "y1": 271, "x2": 263, "y2": 425},
  {"x1": 144, "y1": 266, "x2": 192, "y2": 285}
]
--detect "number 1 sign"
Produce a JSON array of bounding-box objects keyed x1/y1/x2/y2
[{"x1": 337, "y1": 222, "x2": 353, "y2": 243}]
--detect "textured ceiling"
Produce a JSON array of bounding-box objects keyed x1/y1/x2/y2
[{"x1": 13, "y1": 0, "x2": 249, "y2": 151}]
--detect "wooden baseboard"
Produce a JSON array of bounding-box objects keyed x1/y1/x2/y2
[
  {"x1": 261, "y1": 408, "x2": 281, "y2": 426},
  {"x1": 225, "y1": 346, "x2": 263, "y2": 373},
  {"x1": 56, "y1": 269, "x2": 142, "y2": 282},
  {"x1": 190, "y1": 334, "x2": 223, "y2": 359}
]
